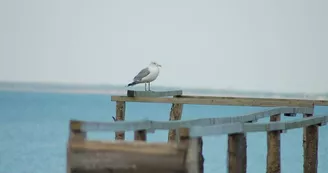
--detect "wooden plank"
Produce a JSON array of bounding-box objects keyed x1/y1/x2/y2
[
  {"x1": 227, "y1": 133, "x2": 246, "y2": 173},
  {"x1": 303, "y1": 113, "x2": 318, "y2": 173},
  {"x1": 111, "y1": 95, "x2": 328, "y2": 107},
  {"x1": 168, "y1": 102, "x2": 184, "y2": 142},
  {"x1": 267, "y1": 114, "x2": 281, "y2": 173},
  {"x1": 189, "y1": 115, "x2": 328, "y2": 137},
  {"x1": 115, "y1": 101, "x2": 126, "y2": 140},
  {"x1": 127, "y1": 90, "x2": 183, "y2": 97},
  {"x1": 69, "y1": 140, "x2": 188, "y2": 172},
  {"x1": 72, "y1": 107, "x2": 314, "y2": 133}
]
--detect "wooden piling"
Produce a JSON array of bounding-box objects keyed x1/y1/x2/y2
[
  {"x1": 168, "y1": 102, "x2": 183, "y2": 142},
  {"x1": 134, "y1": 130, "x2": 147, "y2": 141},
  {"x1": 227, "y1": 133, "x2": 247, "y2": 173},
  {"x1": 115, "y1": 101, "x2": 126, "y2": 140},
  {"x1": 68, "y1": 120, "x2": 86, "y2": 173},
  {"x1": 267, "y1": 114, "x2": 281, "y2": 173},
  {"x1": 303, "y1": 113, "x2": 318, "y2": 173},
  {"x1": 179, "y1": 128, "x2": 204, "y2": 173}
]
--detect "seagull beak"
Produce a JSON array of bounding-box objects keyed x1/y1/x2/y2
[{"x1": 158, "y1": 64, "x2": 162, "y2": 67}]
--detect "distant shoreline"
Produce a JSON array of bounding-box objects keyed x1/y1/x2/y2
[{"x1": 0, "y1": 81, "x2": 327, "y2": 100}]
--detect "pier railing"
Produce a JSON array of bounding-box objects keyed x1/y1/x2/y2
[
  {"x1": 188, "y1": 114, "x2": 328, "y2": 173},
  {"x1": 67, "y1": 92, "x2": 328, "y2": 173},
  {"x1": 67, "y1": 106, "x2": 325, "y2": 173}
]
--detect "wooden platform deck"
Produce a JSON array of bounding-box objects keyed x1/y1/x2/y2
[{"x1": 127, "y1": 90, "x2": 183, "y2": 97}]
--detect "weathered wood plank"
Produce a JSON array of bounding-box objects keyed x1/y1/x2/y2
[
  {"x1": 127, "y1": 90, "x2": 183, "y2": 97},
  {"x1": 267, "y1": 114, "x2": 281, "y2": 173},
  {"x1": 69, "y1": 140, "x2": 188, "y2": 172},
  {"x1": 168, "y1": 102, "x2": 184, "y2": 142},
  {"x1": 303, "y1": 113, "x2": 318, "y2": 173},
  {"x1": 115, "y1": 101, "x2": 126, "y2": 140},
  {"x1": 111, "y1": 95, "x2": 327, "y2": 107},
  {"x1": 189, "y1": 115, "x2": 328, "y2": 137},
  {"x1": 227, "y1": 133, "x2": 247, "y2": 173},
  {"x1": 72, "y1": 107, "x2": 313, "y2": 132}
]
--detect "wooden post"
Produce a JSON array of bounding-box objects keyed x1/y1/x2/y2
[
  {"x1": 303, "y1": 113, "x2": 318, "y2": 173},
  {"x1": 168, "y1": 102, "x2": 183, "y2": 142},
  {"x1": 179, "y1": 128, "x2": 204, "y2": 173},
  {"x1": 267, "y1": 114, "x2": 281, "y2": 173},
  {"x1": 68, "y1": 120, "x2": 86, "y2": 173},
  {"x1": 115, "y1": 101, "x2": 126, "y2": 140},
  {"x1": 134, "y1": 130, "x2": 147, "y2": 141},
  {"x1": 227, "y1": 133, "x2": 247, "y2": 173}
]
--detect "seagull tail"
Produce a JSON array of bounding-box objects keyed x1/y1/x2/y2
[{"x1": 127, "y1": 81, "x2": 137, "y2": 87}]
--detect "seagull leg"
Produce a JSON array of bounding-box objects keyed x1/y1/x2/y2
[
  {"x1": 148, "y1": 82, "x2": 151, "y2": 91},
  {"x1": 144, "y1": 83, "x2": 147, "y2": 91}
]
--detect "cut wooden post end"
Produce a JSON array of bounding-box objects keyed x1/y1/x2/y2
[{"x1": 127, "y1": 90, "x2": 183, "y2": 97}]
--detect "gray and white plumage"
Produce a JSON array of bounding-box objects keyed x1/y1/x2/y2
[{"x1": 127, "y1": 62, "x2": 162, "y2": 91}]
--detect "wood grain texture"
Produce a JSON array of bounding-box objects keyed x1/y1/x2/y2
[
  {"x1": 127, "y1": 90, "x2": 183, "y2": 97},
  {"x1": 168, "y1": 102, "x2": 184, "y2": 142},
  {"x1": 111, "y1": 95, "x2": 327, "y2": 107},
  {"x1": 303, "y1": 113, "x2": 318, "y2": 173},
  {"x1": 115, "y1": 101, "x2": 125, "y2": 140},
  {"x1": 227, "y1": 133, "x2": 246, "y2": 173},
  {"x1": 267, "y1": 114, "x2": 281, "y2": 173},
  {"x1": 69, "y1": 140, "x2": 188, "y2": 173}
]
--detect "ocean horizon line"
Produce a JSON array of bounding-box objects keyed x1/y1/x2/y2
[{"x1": 0, "y1": 81, "x2": 328, "y2": 100}]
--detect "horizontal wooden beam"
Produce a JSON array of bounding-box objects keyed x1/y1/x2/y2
[
  {"x1": 127, "y1": 90, "x2": 183, "y2": 97},
  {"x1": 111, "y1": 95, "x2": 328, "y2": 107},
  {"x1": 70, "y1": 107, "x2": 313, "y2": 132},
  {"x1": 189, "y1": 115, "x2": 328, "y2": 137},
  {"x1": 69, "y1": 140, "x2": 188, "y2": 172}
]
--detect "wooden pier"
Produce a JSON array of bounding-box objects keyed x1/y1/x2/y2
[{"x1": 66, "y1": 90, "x2": 328, "y2": 173}]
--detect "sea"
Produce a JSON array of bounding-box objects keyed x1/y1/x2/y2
[{"x1": 0, "y1": 91, "x2": 328, "y2": 173}]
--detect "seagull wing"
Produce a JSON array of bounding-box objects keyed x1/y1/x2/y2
[{"x1": 133, "y1": 67, "x2": 150, "y2": 82}]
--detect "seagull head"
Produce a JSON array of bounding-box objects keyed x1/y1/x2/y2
[{"x1": 150, "y1": 61, "x2": 162, "y2": 67}]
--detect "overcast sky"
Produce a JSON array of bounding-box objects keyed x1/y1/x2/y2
[{"x1": 0, "y1": 0, "x2": 327, "y2": 93}]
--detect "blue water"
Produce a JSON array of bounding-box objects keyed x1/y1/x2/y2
[{"x1": 0, "y1": 91, "x2": 327, "y2": 173}]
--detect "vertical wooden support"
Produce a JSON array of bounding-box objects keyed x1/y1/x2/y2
[
  {"x1": 115, "y1": 101, "x2": 126, "y2": 140},
  {"x1": 168, "y1": 102, "x2": 183, "y2": 142},
  {"x1": 267, "y1": 114, "x2": 281, "y2": 173},
  {"x1": 227, "y1": 133, "x2": 247, "y2": 173},
  {"x1": 179, "y1": 128, "x2": 204, "y2": 173},
  {"x1": 303, "y1": 113, "x2": 318, "y2": 173},
  {"x1": 134, "y1": 130, "x2": 147, "y2": 141},
  {"x1": 68, "y1": 120, "x2": 86, "y2": 173},
  {"x1": 187, "y1": 138, "x2": 200, "y2": 173}
]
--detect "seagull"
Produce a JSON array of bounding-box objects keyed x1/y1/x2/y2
[{"x1": 127, "y1": 62, "x2": 162, "y2": 91}]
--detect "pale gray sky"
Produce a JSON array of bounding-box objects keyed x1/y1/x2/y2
[{"x1": 0, "y1": 0, "x2": 327, "y2": 93}]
